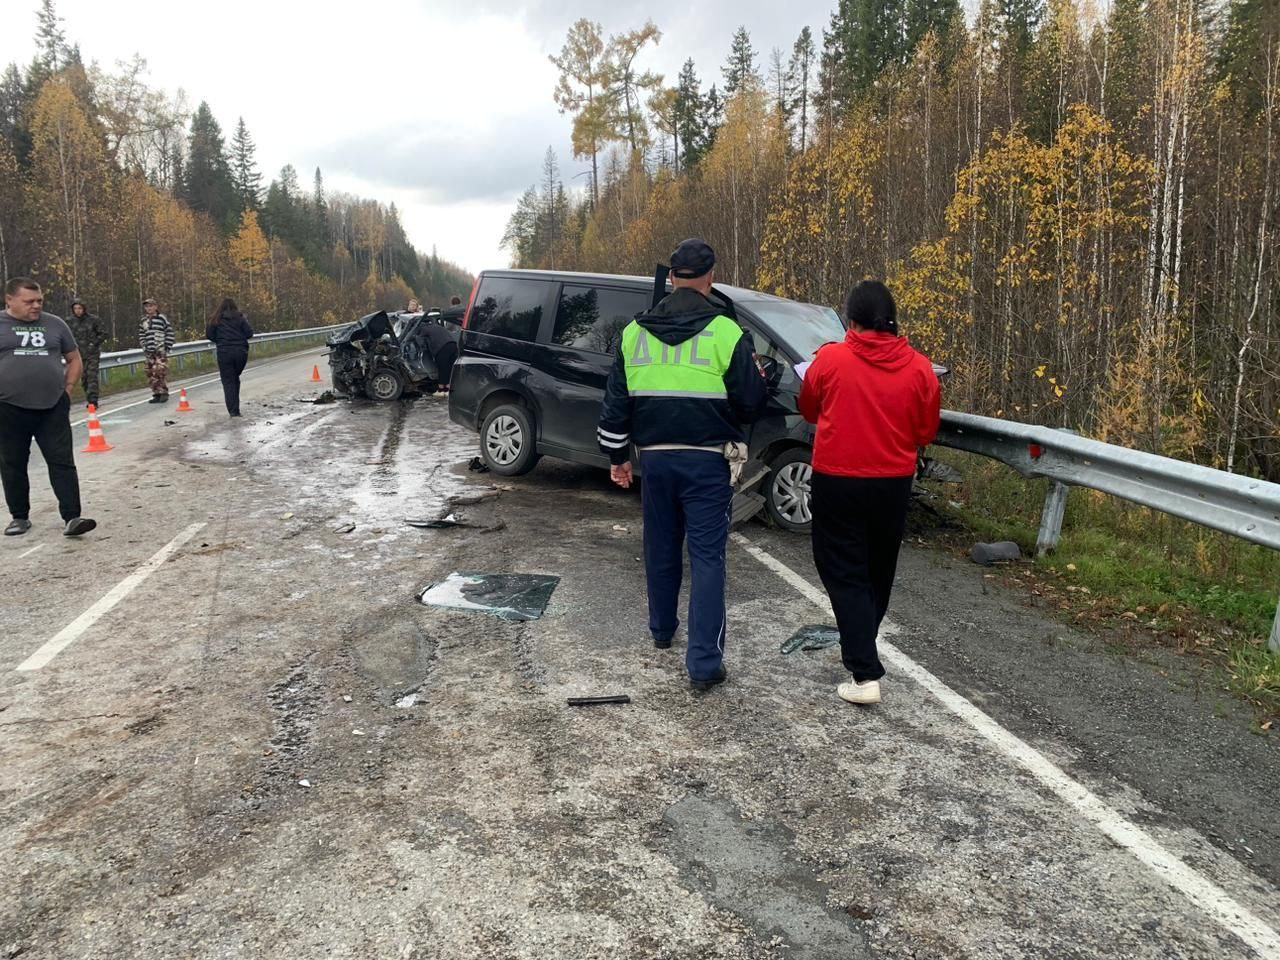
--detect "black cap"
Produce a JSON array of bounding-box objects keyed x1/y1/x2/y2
[{"x1": 670, "y1": 238, "x2": 716, "y2": 279}]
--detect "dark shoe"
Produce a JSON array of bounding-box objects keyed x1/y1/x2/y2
[
  {"x1": 159, "y1": 393, "x2": 169, "y2": 402},
  {"x1": 4, "y1": 518, "x2": 31, "y2": 536},
  {"x1": 653, "y1": 633, "x2": 673, "y2": 650},
  {"x1": 690, "y1": 666, "x2": 728, "y2": 692},
  {"x1": 88, "y1": 398, "x2": 99, "y2": 408},
  {"x1": 149, "y1": 395, "x2": 165, "y2": 403},
  {"x1": 63, "y1": 517, "x2": 96, "y2": 537}
]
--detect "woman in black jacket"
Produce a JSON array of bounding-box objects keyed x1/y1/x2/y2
[{"x1": 206, "y1": 298, "x2": 254, "y2": 417}]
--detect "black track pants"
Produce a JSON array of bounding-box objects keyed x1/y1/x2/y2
[
  {"x1": 0, "y1": 394, "x2": 82, "y2": 522},
  {"x1": 217, "y1": 350, "x2": 248, "y2": 416},
  {"x1": 809, "y1": 472, "x2": 914, "y2": 682}
]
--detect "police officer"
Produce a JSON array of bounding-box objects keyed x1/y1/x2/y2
[
  {"x1": 599, "y1": 238, "x2": 768, "y2": 691},
  {"x1": 68, "y1": 298, "x2": 106, "y2": 409}
]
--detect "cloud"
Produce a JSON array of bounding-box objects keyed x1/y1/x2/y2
[
  {"x1": 25, "y1": 0, "x2": 851, "y2": 274},
  {"x1": 311, "y1": 111, "x2": 573, "y2": 205}
]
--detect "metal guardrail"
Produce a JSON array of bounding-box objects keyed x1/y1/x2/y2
[
  {"x1": 98, "y1": 323, "x2": 347, "y2": 376},
  {"x1": 934, "y1": 411, "x2": 1280, "y2": 652}
]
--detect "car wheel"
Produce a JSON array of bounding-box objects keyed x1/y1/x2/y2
[
  {"x1": 480, "y1": 403, "x2": 540, "y2": 476},
  {"x1": 765, "y1": 447, "x2": 814, "y2": 533},
  {"x1": 368, "y1": 369, "x2": 405, "y2": 402}
]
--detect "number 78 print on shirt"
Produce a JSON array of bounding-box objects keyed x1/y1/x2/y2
[{"x1": 12, "y1": 325, "x2": 51, "y2": 355}]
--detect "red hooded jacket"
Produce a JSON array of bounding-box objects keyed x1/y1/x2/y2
[{"x1": 798, "y1": 330, "x2": 941, "y2": 478}]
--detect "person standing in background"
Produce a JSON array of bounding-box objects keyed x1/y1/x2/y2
[
  {"x1": 206, "y1": 298, "x2": 254, "y2": 417},
  {"x1": 139, "y1": 298, "x2": 174, "y2": 403},
  {"x1": 68, "y1": 299, "x2": 107, "y2": 410},
  {"x1": 798, "y1": 280, "x2": 940, "y2": 706}
]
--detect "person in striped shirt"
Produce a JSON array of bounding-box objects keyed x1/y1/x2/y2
[{"x1": 138, "y1": 298, "x2": 175, "y2": 403}]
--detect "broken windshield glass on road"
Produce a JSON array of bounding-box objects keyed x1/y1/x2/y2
[
  {"x1": 780, "y1": 625, "x2": 842, "y2": 655},
  {"x1": 419, "y1": 572, "x2": 560, "y2": 622}
]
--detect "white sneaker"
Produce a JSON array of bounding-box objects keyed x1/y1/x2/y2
[{"x1": 838, "y1": 679, "x2": 881, "y2": 705}]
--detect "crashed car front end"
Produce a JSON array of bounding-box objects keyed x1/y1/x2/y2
[{"x1": 327, "y1": 311, "x2": 397, "y2": 398}]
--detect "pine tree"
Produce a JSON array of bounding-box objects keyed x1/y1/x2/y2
[
  {"x1": 183, "y1": 102, "x2": 237, "y2": 230},
  {"x1": 789, "y1": 27, "x2": 817, "y2": 152},
  {"x1": 230, "y1": 117, "x2": 262, "y2": 210},
  {"x1": 999, "y1": 0, "x2": 1044, "y2": 61},
  {"x1": 767, "y1": 47, "x2": 795, "y2": 134},
  {"x1": 702, "y1": 84, "x2": 725, "y2": 152},
  {"x1": 1218, "y1": 0, "x2": 1280, "y2": 115},
  {"x1": 501, "y1": 186, "x2": 539, "y2": 266},
  {"x1": 262, "y1": 167, "x2": 297, "y2": 247},
  {"x1": 536, "y1": 148, "x2": 568, "y2": 268},
  {"x1": 0, "y1": 64, "x2": 31, "y2": 162},
  {"x1": 35, "y1": 0, "x2": 68, "y2": 75},
  {"x1": 722, "y1": 26, "x2": 760, "y2": 97},
  {"x1": 675, "y1": 59, "x2": 706, "y2": 168},
  {"x1": 905, "y1": 0, "x2": 961, "y2": 55},
  {"x1": 310, "y1": 167, "x2": 329, "y2": 263}
]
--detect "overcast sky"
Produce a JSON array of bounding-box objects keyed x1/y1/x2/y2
[{"x1": 14, "y1": 0, "x2": 845, "y2": 275}]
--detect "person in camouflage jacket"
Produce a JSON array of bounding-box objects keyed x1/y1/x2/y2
[{"x1": 68, "y1": 299, "x2": 107, "y2": 409}]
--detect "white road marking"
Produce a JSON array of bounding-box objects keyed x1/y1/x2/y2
[
  {"x1": 69, "y1": 350, "x2": 322, "y2": 428},
  {"x1": 730, "y1": 531, "x2": 1280, "y2": 960},
  {"x1": 17, "y1": 544, "x2": 45, "y2": 559},
  {"x1": 15, "y1": 522, "x2": 206, "y2": 672},
  {"x1": 69, "y1": 375, "x2": 224, "y2": 428}
]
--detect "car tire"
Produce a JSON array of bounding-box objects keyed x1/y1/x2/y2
[
  {"x1": 368, "y1": 369, "x2": 405, "y2": 402},
  {"x1": 765, "y1": 447, "x2": 814, "y2": 533},
  {"x1": 480, "y1": 403, "x2": 540, "y2": 476}
]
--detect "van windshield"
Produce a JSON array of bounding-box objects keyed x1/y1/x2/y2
[{"x1": 740, "y1": 299, "x2": 845, "y2": 360}]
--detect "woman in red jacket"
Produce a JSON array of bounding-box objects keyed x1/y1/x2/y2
[{"x1": 798, "y1": 280, "x2": 941, "y2": 706}]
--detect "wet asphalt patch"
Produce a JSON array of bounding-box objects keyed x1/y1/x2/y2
[{"x1": 662, "y1": 795, "x2": 870, "y2": 958}]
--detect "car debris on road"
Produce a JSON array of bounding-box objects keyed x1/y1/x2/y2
[
  {"x1": 419, "y1": 572, "x2": 559, "y2": 622},
  {"x1": 566, "y1": 695, "x2": 632, "y2": 707}
]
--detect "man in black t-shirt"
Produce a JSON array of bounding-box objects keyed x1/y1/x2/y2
[{"x1": 0, "y1": 278, "x2": 96, "y2": 537}]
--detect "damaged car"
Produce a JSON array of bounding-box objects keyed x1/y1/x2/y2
[
  {"x1": 327, "y1": 310, "x2": 459, "y2": 401},
  {"x1": 448, "y1": 270, "x2": 947, "y2": 532}
]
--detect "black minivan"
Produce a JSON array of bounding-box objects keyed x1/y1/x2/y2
[{"x1": 447, "y1": 269, "x2": 850, "y2": 532}]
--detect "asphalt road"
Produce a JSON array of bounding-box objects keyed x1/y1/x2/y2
[{"x1": 1, "y1": 351, "x2": 1277, "y2": 959}]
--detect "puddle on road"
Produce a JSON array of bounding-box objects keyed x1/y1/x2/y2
[{"x1": 419, "y1": 572, "x2": 560, "y2": 622}]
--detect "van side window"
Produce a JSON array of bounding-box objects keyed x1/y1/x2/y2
[
  {"x1": 469, "y1": 277, "x2": 552, "y2": 341},
  {"x1": 552, "y1": 285, "x2": 649, "y2": 355}
]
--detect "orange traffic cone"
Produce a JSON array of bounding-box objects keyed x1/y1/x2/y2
[
  {"x1": 311, "y1": 364, "x2": 322, "y2": 382},
  {"x1": 82, "y1": 404, "x2": 113, "y2": 453},
  {"x1": 175, "y1": 388, "x2": 193, "y2": 412}
]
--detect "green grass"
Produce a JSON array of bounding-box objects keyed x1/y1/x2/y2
[
  {"x1": 83, "y1": 334, "x2": 333, "y2": 400},
  {"x1": 927, "y1": 449, "x2": 1280, "y2": 716}
]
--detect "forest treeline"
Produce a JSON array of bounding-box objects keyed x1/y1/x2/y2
[
  {"x1": 0, "y1": 2, "x2": 473, "y2": 344},
  {"x1": 507, "y1": 1, "x2": 1280, "y2": 481}
]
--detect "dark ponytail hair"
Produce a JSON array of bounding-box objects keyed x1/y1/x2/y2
[
  {"x1": 210, "y1": 297, "x2": 238, "y2": 326},
  {"x1": 844, "y1": 280, "x2": 898, "y2": 335}
]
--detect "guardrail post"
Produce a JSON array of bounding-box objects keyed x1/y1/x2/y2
[
  {"x1": 1036, "y1": 481, "x2": 1069, "y2": 556},
  {"x1": 1269, "y1": 598, "x2": 1280, "y2": 654}
]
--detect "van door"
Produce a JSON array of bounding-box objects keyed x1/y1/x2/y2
[{"x1": 535, "y1": 283, "x2": 650, "y2": 461}]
